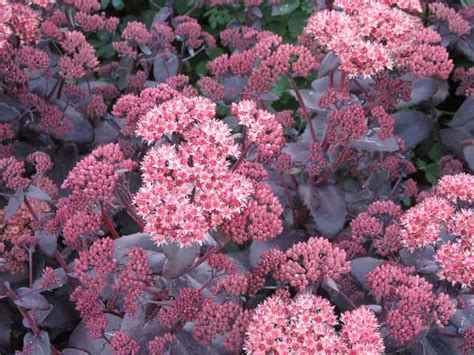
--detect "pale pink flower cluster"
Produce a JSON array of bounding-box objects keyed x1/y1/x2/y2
[
  {"x1": 231, "y1": 100, "x2": 285, "y2": 161},
  {"x1": 303, "y1": 0, "x2": 453, "y2": 78},
  {"x1": 134, "y1": 95, "x2": 253, "y2": 246},
  {"x1": 429, "y1": 2, "x2": 471, "y2": 36},
  {"x1": 245, "y1": 294, "x2": 384, "y2": 354},
  {"x1": 400, "y1": 196, "x2": 454, "y2": 250},
  {"x1": 400, "y1": 174, "x2": 474, "y2": 288}
]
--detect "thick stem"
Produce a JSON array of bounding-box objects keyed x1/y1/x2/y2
[
  {"x1": 55, "y1": 250, "x2": 69, "y2": 274},
  {"x1": 279, "y1": 172, "x2": 298, "y2": 229},
  {"x1": 117, "y1": 190, "x2": 145, "y2": 231},
  {"x1": 317, "y1": 146, "x2": 349, "y2": 185},
  {"x1": 101, "y1": 205, "x2": 120, "y2": 239},
  {"x1": 28, "y1": 248, "x2": 33, "y2": 289},
  {"x1": 178, "y1": 245, "x2": 222, "y2": 277},
  {"x1": 288, "y1": 76, "x2": 317, "y2": 142}
]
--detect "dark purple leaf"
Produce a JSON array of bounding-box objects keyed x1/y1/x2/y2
[
  {"x1": 0, "y1": 94, "x2": 22, "y2": 123},
  {"x1": 41, "y1": 296, "x2": 78, "y2": 331},
  {"x1": 53, "y1": 105, "x2": 94, "y2": 144},
  {"x1": 299, "y1": 184, "x2": 347, "y2": 238},
  {"x1": 62, "y1": 349, "x2": 89, "y2": 355},
  {"x1": 399, "y1": 77, "x2": 448, "y2": 107},
  {"x1": 153, "y1": 6, "x2": 171, "y2": 23},
  {"x1": 69, "y1": 314, "x2": 121, "y2": 354},
  {"x1": 36, "y1": 231, "x2": 57, "y2": 257},
  {"x1": 120, "y1": 299, "x2": 165, "y2": 350},
  {"x1": 456, "y1": 32, "x2": 474, "y2": 61},
  {"x1": 114, "y1": 233, "x2": 161, "y2": 258},
  {"x1": 448, "y1": 97, "x2": 474, "y2": 128},
  {"x1": 399, "y1": 247, "x2": 437, "y2": 274},
  {"x1": 393, "y1": 110, "x2": 433, "y2": 149},
  {"x1": 162, "y1": 243, "x2": 199, "y2": 279},
  {"x1": 318, "y1": 52, "x2": 340, "y2": 77},
  {"x1": 153, "y1": 51, "x2": 178, "y2": 83},
  {"x1": 23, "y1": 331, "x2": 51, "y2": 355},
  {"x1": 410, "y1": 335, "x2": 462, "y2": 355},
  {"x1": 350, "y1": 129, "x2": 399, "y2": 152},
  {"x1": 26, "y1": 185, "x2": 52, "y2": 202},
  {"x1": 4, "y1": 192, "x2": 24, "y2": 222},
  {"x1": 15, "y1": 288, "x2": 50, "y2": 310},
  {"x1": 50, "y1": 143, "x2": 79, "y2": 186},
  {"x1": 174, "y1": 329, "x2": 221, "y2": 354},
  {"x1": 0, "y1": 304, "x2": 11, "y2": 348},
  {"x1": 350, "y1": 257, "x2": 383, "y2": 289},
  {"x1": 463, "y1": 145, "x2": 474, "y2": 171},
  {"x1": 440, "y1": 127, "x2": 472, "y2": 157},
  {"x1": 222, "y1": 76, "x2": 247, "y2": 104}
]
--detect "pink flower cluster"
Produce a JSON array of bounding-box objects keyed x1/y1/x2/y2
[
  {"x1": 429, "y1": 2, "x2": 471, "y2": 36},
  {"x1": 222, "y1": 182, "x2": 283, "y2": 244},
  {"x1": 62, "y1": 143, "x2": 135, "y2": 205},
  {"x1": 399, "y1": 173, "x2": 474, "y2": 288},
  {"x1": 203, "y1": 27, "x2": 317, "y2": 100},
  {"x1": 276, "y1": 237, "x2": 350, "y2": 289},
  {"x1": 59, "y1": 31, "x2": 98, "y2": 80},
  {"x1": 367, "y1": 263, "x2": 455, "y2": 346},
  {"x1": 245, "y1": 294, "x2": 384, "y2": 354},
  {"x1": 303, "y1": 0, "x2": 453, "y2": 78},
  {"x1": 71, "y1": 238, "x2": 152, "y2": 338},
  {"x1": 325, "y1": 104, "x2": 367, "y2": 145},
  {"x1": 350, "y1": 200, "x2": 403, "y2": 257},
  {"x1": 231, "y1": 100, "x2": 285, "y2": 161},
  {"x1": 134, "y1": 95, "x2": 253, "y2": 246}
]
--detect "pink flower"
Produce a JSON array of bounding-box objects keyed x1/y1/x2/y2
[
  {"x1": 59, "y1": 31, "x2": 98, "y2": 80},
  {"x1": 222, "y1": 183, "x2": 283, "y2": 244},
  {"x1": 400, "y1": 196, "x2": 454, "y2": 250},
  {"x1": 134, "y1": 95, "x2": 253, "y2": 246},
  {"x1": 62, "y1": 143, "x2": 135, "y2": 205},
  {"x1": 111, "y1": 331, "x2": 140, "y2": 355},
  {"x1": 429, "y1": 2, "x2": 471, "y2": 36},
  {"x1": 435, "y1": 173, "x2": 474, "y2": 204},
  {"x1": 340, "y1": 307, "x2": 385, "y2": 354},
  {"x1": 276, "y1": 237, "x2": 350, "y2": 289},
  {"x1": 122, "y1": 21, "x2": 151, "y2": 45}
]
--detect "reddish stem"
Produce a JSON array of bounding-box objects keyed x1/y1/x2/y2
[
  {"x1": 279, "y1": 172, "x2": 298, "y2": 229},
  {"x1": 101, "y1": 205, "x2": 120, "y2": 239},
  {"x1": 117, "y1": 190, "x2": 145, "y2": 231},
  {"x1": 55, "y1": 250, "x2": 69, "y2": 274},
  {"x1": 288, "y1": 76, "x2": 317, "y2": 142}
]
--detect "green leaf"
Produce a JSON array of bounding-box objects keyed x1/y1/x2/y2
[
  {"x1": 428, "y1": 142, "x2": 443, "y2": 162},
  {"x1": 288, "y1": 10, "x2": 308, "y2": 38},
  {"x1": 174, "y1": 0, "x2": 196, "y2": 14},
  {"x1": 271, "y1": 75, "x2": 292, "y2": 97},
  {"x1": 424, "y1": 163, "x2": 441, "y2": 185},
  {"x1": 208, "y1": 47, "x2": 225, "y2": 59},
  {"x1": 402, "y1": 198, "x2": 412, "y2": 207},
  {"x1": 195, "y1": 61, "x2": 208, "y2": 76},
  {"x1": 100, "y1": 0, "x2": 109, "y2": 9},
  {"x1": 415, "y1": 158, "x2": 428, "y2": 169},
  {"x1": 112, "y1": 0, "x2": 124, "y2": 10},
  {"x1": 271, "y1": 0, "x2": 300, "y2": 16},
  {"x1": 301, "y1": 0, "x2": 314, "y2": 13},
  {"x1": 205, "y1": 8, "x2": 233, "y2": 29}
]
